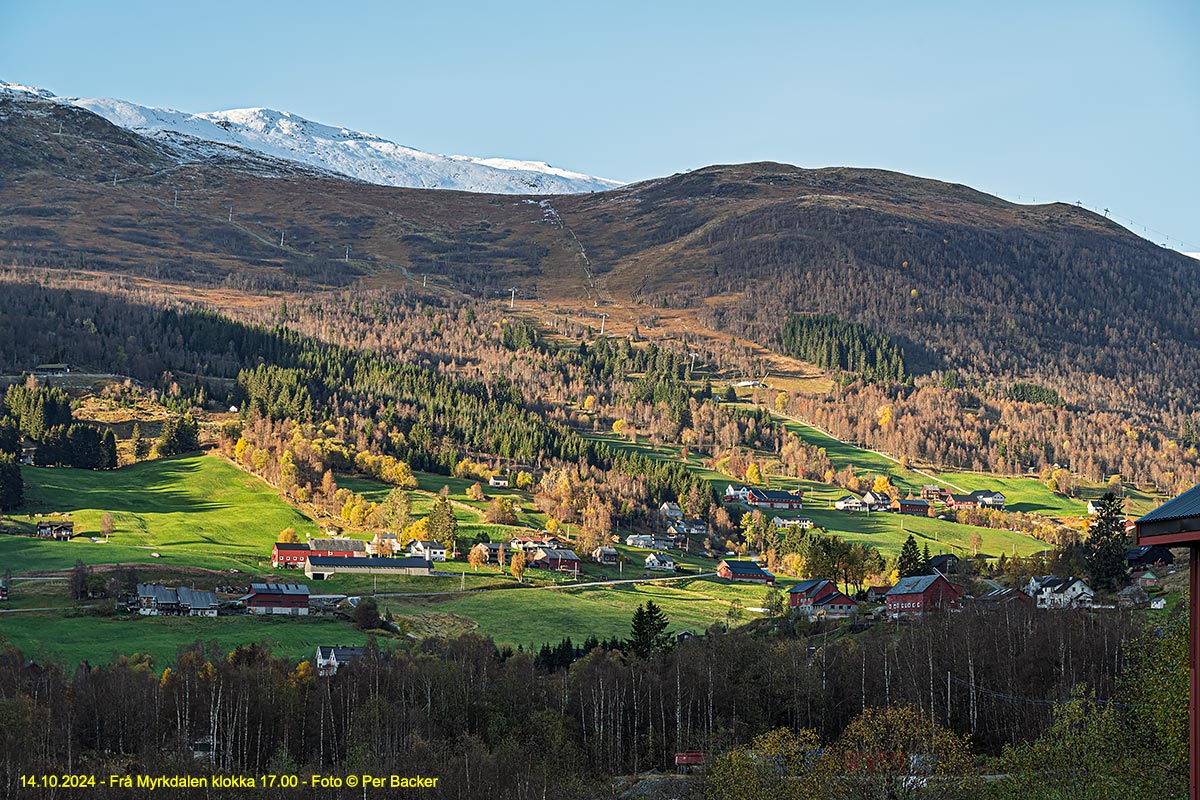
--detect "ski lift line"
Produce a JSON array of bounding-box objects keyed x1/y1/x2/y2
[{"x1": 1009, "y1": 193, "x2": 1196, "y2": 251}]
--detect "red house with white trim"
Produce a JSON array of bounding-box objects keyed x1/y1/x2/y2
[{"x1": 271, "y1": 542, "x2": 311, "y2": 569}]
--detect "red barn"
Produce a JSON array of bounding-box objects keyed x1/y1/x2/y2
[
  {"x1": 271, "y1": 542, "x2": 311, "y2": 569},
  {"x1": 530, "y1": 547, "x2": 581, "y2": 573},
  {"x1": 884, "y1": 575, "x2": 962, "y2": 618},
  {"x1": 240, "y1": 583, "x2": 311, "y2": 616},
  {"x1": 891, "y1": 498, "x2": 931, "y2": 516},
  {"x1": 717, "y1": 559, "x2": 775, "y2": 584}
]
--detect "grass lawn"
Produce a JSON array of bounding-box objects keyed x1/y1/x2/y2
[
  {"x1": 6, "y1": 454, "x2": 318, "y2": 572},
  {"x1": 0, "y1": 611, "x2": 370, "y2": 669},
  {"x1": 384, "y1": 577, "x2": 775, "y2": 649},
  {"x1": 930, "y1": 472, "x2": 1088, "y2": 516}
]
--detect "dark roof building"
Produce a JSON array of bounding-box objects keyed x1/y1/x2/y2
[
  {"x1": 717, "y1": 559, "x2": 775, "y2": 584},
  {"x1": 136, "y1": 584, "x2": 219, "y2": 617},
  {"x1": 241, "y1": 583, "x2": 311, "y2": 615},
  {"x1": 305, "y1": 556, "x2": 433, "y2": 580},
  {"x1": 1126, "y1": 545, "x2": 1175, "y2": 569}
]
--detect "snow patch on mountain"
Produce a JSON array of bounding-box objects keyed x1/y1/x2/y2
[{"x1": 1, "y1": 80, "x2": 623, "y2": 195}]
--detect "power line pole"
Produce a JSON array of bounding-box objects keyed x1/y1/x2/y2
[
  {"x1": 173, "y1": 189, "x2": 178, "y2": 208},
  {"x1": 280, "y1": 230, "x2": 285, "y2": 247},
  {"x1": 509, "y1": 287, "x2": 516, "y2": 309},
  {"x1": 599, "y1": 313, "x2": 609, "y2": 336},
  {"x1": 228, "y1": 206, "x2": 233, "y2": 223},
  {"x1": 345, "y1": 245, "x2": 351, "y2": 262}
]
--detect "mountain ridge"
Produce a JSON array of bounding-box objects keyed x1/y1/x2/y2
[{"x1": 0, "y1": 80, "x2": 623, "y2": 195}]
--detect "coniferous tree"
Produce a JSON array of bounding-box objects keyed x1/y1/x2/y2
[
  {"x1": 0, "y1": 453, "x2": 22, "y2": 511},
  {"x1": 627, "y1": 600, "x2": 672, "y2": 658},
  {"x1": 1085, "y1": 492, "x2": 1129, "y2": 592},
  {"x1": 99, "y1": 429, "x2": 118, "y2": 469},
  {"x1": 897, "y1": 534, "x2": 923, "y2": 578}
]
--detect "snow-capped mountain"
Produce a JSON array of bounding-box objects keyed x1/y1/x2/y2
[{"x1": 0, "y1": 81, "x2": 623, "y2": 194}]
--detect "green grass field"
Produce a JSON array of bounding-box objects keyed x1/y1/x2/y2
[
  {"x1": 0, "y1": 611, "x2": 370, "y2": 668},
  {"x1": 3, "y1": 455, "x2": 320, "y2": 574},
  {"x1": 384, "y1": 576, "x2": 777, "y2": 649}
]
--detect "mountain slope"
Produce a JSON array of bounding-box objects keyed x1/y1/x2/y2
[
  {"x1": 1, "y1": 80, "x2": 622, "y2": 194},
  {"x1": 1, "y1": 87, "x2": 1198, "y2": 421}
]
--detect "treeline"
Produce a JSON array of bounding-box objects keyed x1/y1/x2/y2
[
  {"x1": 780, "y1": 313, "x2": 906, "y2": 382},
  {"x1": 2, "y1": 383, "x2": 118, "y2": 469},
  {"x1": 0, "y1": 606, "x2": 1167, "y2": 800}
]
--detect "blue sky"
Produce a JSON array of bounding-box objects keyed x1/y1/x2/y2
[{"x1": 2, "y1": 1, "x2": 1197, "y2": 248}]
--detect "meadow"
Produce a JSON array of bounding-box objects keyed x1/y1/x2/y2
[{"x1": 0, "y1": 610, "x2": 370, "y2": 668}]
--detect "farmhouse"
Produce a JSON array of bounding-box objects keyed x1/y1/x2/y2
[
  {"x1": 668, "y1": 518, "x2": 708, "y2": 537},
  {"x1": 746, "y1": 489, "x2": 804, "y2": 510},
  {"x1": 241, "y1": 583, "x2": 311, "y2": 615},
  {"x1": 891, "y1": 497, "x2": 931, "y2": 516},
  {"x1": 659, "y1": 502, "x2": 684, "y2": 520},
  {"x1": 645, "y1": 553, "x2": 676, "y2": 572},
  {"x1": 920, "y1": 485, "x2": 946, "y2": 502},
  {"x1": 724, "y1": 484, "x2": 750, "y2": 502},
  {"x1": 35, "y1": 520, "x2": 74, "y2": 540},
  {"x1": 1026, "y1": 576, "x2": 1094, "y2": 609},
  {"x1": 788, "y1": 579, "x2": 857, "y2": 618},
  {"x1": 135, "y1": 584, "x2": 219, "y2": 617},
  {"x1": 407, "y1": 540, "x2": 448, "y2": 561},
  {"x1": 531, "y1": 547, "x2": 581, "y2": 573},
  {"x1": 1135, "y1": 570, "x2": 1159, "y2": 588},
  {"x1": 307, "y1": 537, "x2": 368, "y2": 558},
  {"x1": 477, "y1": 542, "x2": 507, "y2": 564},
  {"x1": 509, "y1": 535, "x2": 559, "y2": 552},
  {"x1": 488, "y1": 475, "x2": 509, "y2": 488},
  {"x1": 366, "y1": 533, "x2": 398, "y2": 556},
  {"x1": 1126, "y1": 545, "x2": 1174, "y2": 569},
  {"x1": 305, "y1": 556, "x2": 432, "y2": 580},
  {"x1": 626, "y1": 534, "x2": 673, "y2": 550},
  {"x1": 717, "y1": 559, "x2": 775, "y2": 584},
  {"x1": 860, "y1": 491, "x2": 891, "y2": 511},
  {"x1": 315, "y1": 645, "x2": 365, "y2": 676},
  {"x1": 592, "y1": 546, "x2": 618, "y2": 565},
  {"x1": 773, "y1": 515, "x2": 814, "y2": 530},
  {"x1": 946, "y1": 494, "x2": 979, "y2": 510},
  {"x1": 271, "y1": 542, "x2": 311, "y2": 569},
  {"x1": 866, "y1": 585, "x2": 892, "y2": 602},
  {"x1": 969, "y1": 490, "x2": 1006, "y2": 509},
  {"x1": 835, "y1": 496, "x2": 864, "y2": 511},
  {"x1": 885, "y1": 575, "x2": 963, "y2": 618}
]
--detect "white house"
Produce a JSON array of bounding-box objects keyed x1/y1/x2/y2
[
  {"x1": 315, "y1": 645, "x2": 365, "y2": 676},
  {"x1": 724, "y1": 484, "x2": 750, "y2": 502},
  {"x1": 645, "y1": 553, "x2": 676, "y2": 572},
  {"x1": 659, "y1": 502, "x2": 684, "y2": 521},
  {"x1": 773, "y1": 516, "x2": 814, "y2": 530},
  {"x1": 1025, "y1": 576, "x2": 1094, "y2": 609},
  {"x1": 407, "y1": 540, "x2": 448, "y2": 562},
  {"x1": 860, "y1": 491, "x2": 892, "y2": 511},
  {"x1": 1086, "y1": 500, "x2": 1101, "y2": 515},
  {"x1": 489, "y1": 475, "x2": 510, "y2": 488},
  {"x1": 835, "y1": 496, "x2": 864, "y2": 511}
]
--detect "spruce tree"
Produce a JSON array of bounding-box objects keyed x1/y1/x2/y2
[
  {"x1": 628, "y1": 600, "x2": 672, "y2": 658},
  {"x1": 1085, "y1": 492, "x2": 1129, "y2": 592},
  {"x1": 897, "y1": 534, "x2": 923, "y2": 578}
]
